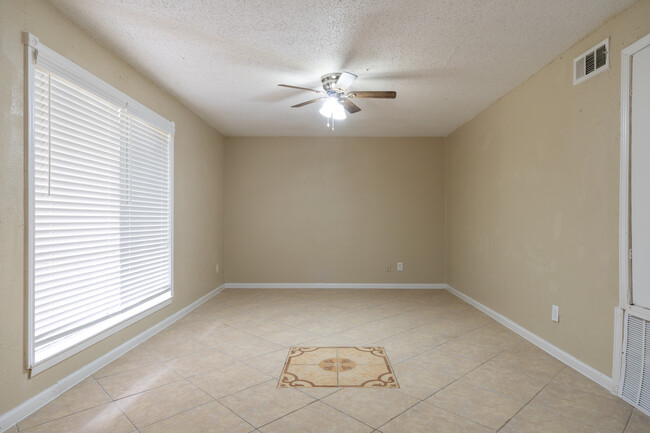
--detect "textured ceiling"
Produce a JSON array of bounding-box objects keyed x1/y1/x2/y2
[{"x1": 48, "y1": 0, "x2": 634, "y2": 137}]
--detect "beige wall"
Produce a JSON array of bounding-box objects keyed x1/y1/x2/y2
[
  {"x1": 225, "y1": 137, "x2": 445, "y2": 284},
  {"x1": 445, "y1": 0, "x2": 650, "y2": 376},
  {"x1": 0, "y1": 0, "x2": 225, "y2": 414}
]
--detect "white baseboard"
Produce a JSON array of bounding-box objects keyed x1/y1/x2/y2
[
  {"x1": 0, "y1": 284, "x2": 225, "y2": 433},
  {"x1": 445, "y1": 284, "x2": 613, "y2": 392},
  {"x1": 224, "y1": 283, "x2": 447, "y2": 289}
]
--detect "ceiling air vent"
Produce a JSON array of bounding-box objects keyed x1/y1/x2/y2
[{"x1": 574, "y1": 38, "x2": 609, "y2": 85}]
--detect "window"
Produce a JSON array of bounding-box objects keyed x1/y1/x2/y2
[{"x1": 23, "y1": 33, "x2": 174, "y2": 374}]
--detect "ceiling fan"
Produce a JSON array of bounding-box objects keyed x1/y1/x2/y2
[{"x1": 278, "y1": 72, "x2": 396, "y2": 129}]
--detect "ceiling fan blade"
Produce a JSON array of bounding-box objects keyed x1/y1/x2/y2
[
  {"x1": 291, "y1": 97, "x2": 326, "y2": 108},
  {"x1": 333, "y1": 71, "x2": 357, "y2": 91},
  {"x1": 278, "y1": 84, "x2": 323, "y2": 94},
  {"x1": 348, "y1": 91, "x2": 397, "y2": 99},
  {"x1": 341, "y1": 98, "x2": 361, "y2": 114}
]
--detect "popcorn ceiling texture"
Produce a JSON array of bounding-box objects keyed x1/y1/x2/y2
[{"x1": 48, "y1": 0, "x2": 635, "y2": 137}]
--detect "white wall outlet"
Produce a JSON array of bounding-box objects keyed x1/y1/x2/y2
[
  {"x1": 397, "y1": 262, "x2": 403, "y2": 271},
  {"x1": 215, "y1": 264, "x2": 219, "y2": 274},
  {"x1": 551, "y1": 305, "x2": 559, "y2": 322}
]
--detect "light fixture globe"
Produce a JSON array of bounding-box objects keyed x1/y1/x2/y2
[{"x1": 319, "y1": 96, "x2": 346, "y2": 120}]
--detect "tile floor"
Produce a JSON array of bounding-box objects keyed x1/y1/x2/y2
[{"x1": 10, "y1": 289, "x2": 650, "y2": 432}]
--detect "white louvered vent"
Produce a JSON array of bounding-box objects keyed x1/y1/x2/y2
[
  {"x1": 573, "y1": 38, "x2": 609, "y2": 85},
  {"x1": 621, "y1": 312, "x2": 650, "y2": 415}
]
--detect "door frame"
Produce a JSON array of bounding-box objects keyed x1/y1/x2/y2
[{"x1": 614, "y1": 32, "x2": 650, "y2": 394}]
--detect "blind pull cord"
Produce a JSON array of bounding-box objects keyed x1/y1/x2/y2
[{"x1": 47, "y1": 74, "x2": 52, "y2": 196}]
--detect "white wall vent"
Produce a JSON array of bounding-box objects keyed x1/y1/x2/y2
[
  {"x1": 620, "y1": 312, "x2": 650, "y2": 416},
  {"x1": 573, "y1": 38, "x2": 609, "y2": 85}
]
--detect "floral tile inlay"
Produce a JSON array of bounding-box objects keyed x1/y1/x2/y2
[{"x1": 279, "y1": 347, "x2": 399, "y2": 388}]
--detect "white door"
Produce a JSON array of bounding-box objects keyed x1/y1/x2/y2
[{"x1": 631, "y1": 42, "x2": 650, "y2": 310}]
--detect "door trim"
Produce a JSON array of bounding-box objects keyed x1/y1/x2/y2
[{"x1": 615, "y1": 33, "x2": 650, "y2": 394}]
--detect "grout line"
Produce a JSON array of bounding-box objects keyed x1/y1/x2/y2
[
  {"x1": 92, "y1": 357, "x2": 167, "y2": 380},
  {"x1": 134, "y1": 398, "x2": 217, "y2": 431},
  {"x1": 315, "y1": 399, "x2": 383, "y2": 431},
  {"x1": 15, "y1": 378, "x2": 121, "y2": 432},
  {"x1": 91, "y1": 377, "x2": 138, "y2": 431},
  {"x1": 253, "y1": 399, "x2": 321, "y2": 430},
  {"x1": 495, "y1": 366, "x2": 567, "y2": 432},
  {"x1": 15, "y1": 400, "x2": 129, "y2": 433},
  {"x1": 621, "y1": 409, "x2": 633, "y2": 433}
]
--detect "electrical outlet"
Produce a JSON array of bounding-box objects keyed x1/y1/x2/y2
[
  {"x1": 386, "y1": 264, "x2": 392, "y2": 272},
  {"x1": 551, "y1": 305, "x2": 559, "y2": 322},
  {"x1": 397, "y1": 262, "x2": 403, "y2": 271},
  {"x1": 216, "y1": 264, "x2": 219, "y2": 274}
]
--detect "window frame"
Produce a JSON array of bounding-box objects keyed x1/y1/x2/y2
[{"x1": 23, "y1": 32, "x2": 175, "y2": 376}]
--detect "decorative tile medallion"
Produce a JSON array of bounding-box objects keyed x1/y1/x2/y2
[{"x1": 279, "y1": 347, "x2": 399, "y2": 388}]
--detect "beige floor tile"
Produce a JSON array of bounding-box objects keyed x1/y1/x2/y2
[
  {"x1": 167, "y1": 316, "x2": 226, "y2": 339},
  {"x1": 322, "y1": 388, "x2": 419, "y2": 428},
  {"x1": 338, "y1": 364, "x2": 398, "y2": 387},
  {"x1": 115, "y1": 380, "x2": 212, "y2": 428},
  {"x1": 188, "y1": 362, "x2": 272, "y2": 398},
  {"x1": 380, "y1": 401, "x2": 494, "y2": 433},
  {"x1": 244, "y1": 349, "x2": 290, "y2": 377},
  {"x1": 625, "y1": 409, "x2": 650, "y2": 433},
  {"x1": 226, "y1": 316, "x2": 291, "y2": 336},
  {"x1": 405, "y1": 348, "x2": 482, "y2": 380},
  {"x1": 20, "y1": 403, "x2": 134, "y2": 433},
  {"x1": 356, "y1": 317, "x2": 420, "y2": 336},
  {"x1": 281, "y1": 364, "x2": 338, "y2": 387},
  {"x1": 93, "y1": 348, "x2": 160, "y2": 379},
  {"x1": 412, "y1": 318, "x2": 484, "y2": 338},
  {"x1": 218, "y1": 336, "x2": 285, "y2": 359},
  {"x1": 297, "y1": 386, "x2": 342, "y2": 399},
  {"x1": 426, "y1": 381, "x2": 524, "y2": 429},
  {"x1": 294, "y1": 337, "x2": 344, "y2": 347},
  {"x1": 463, "y1": 324, "x2": 524, "y2": 348},
  {"x1": 551, "y1": 367, "x2": 616, "y2": 398},
  {"x1": 460, "y1": 363, "x2": 550, "y2": 402},
  {"x1": 138, "y1": 329, "x2": 206, "y2": 361},
  {"x1": 392, "y1": 307, "x2": 459, "y2": 323},
  {"x1": 18, "y1": 378, "x2": 111, "y2": 430},
  {"x1": 499, "y1": 405, "x2": 611, "y2": 433},
  {"x1": 375, "y1": 337, "x2": 429, "y2": 363},
  {"x1": 259, "y1": 401, "x2": 373, "y2": 433},
  {"x1": 139, "y1": 401, "x2": 253, "y2": 433},
  {"x1": 96, "y1": 363, "x2": 183, "y2": 400},
  {"x1": 391, "y1": 361, "x2": 456, "y2": 399},
  {"x1": 262, "y1": 328, "x2": 315, "y2": 347},
  {"x1": 486, "y1": 342, "x2": 565, "y2": 380},
  {"x1": 390, "y1": 328, "x2": 452, "y2": 349},
  {"x1": 219, "y1": 380, "x2": 315, "y2": 427},
  {"x1": 527, "y1": 381, "x2": 632, "y2": 432},
  {"x1": 327, "y1": 328, "x2": 385, "y2": 345},
  {"x1": 194, "y1": 325, "x2": 252, "y2": 347},
  {"x1": 163, "y1": 349, "x2": 234, "y2": 377},
  {"x1": 435, "y1": 335, "x2": 508, "y2": 362}
]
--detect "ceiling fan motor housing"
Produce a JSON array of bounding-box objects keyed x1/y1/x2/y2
[{"x1": 321, "y1": 73, "x2": 342, "y2": 93}]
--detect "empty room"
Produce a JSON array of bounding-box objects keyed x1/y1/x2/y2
[{"x1": 3, "y1": 0, "x2": 650, "y2": 432}]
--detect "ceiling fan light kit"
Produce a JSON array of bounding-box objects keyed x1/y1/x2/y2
[
  {"x1": 319, "y1": 97, "x2": 346, "y2": 120},
  {"x1": 278, "y1": 71, "x2": 396, "y2": 130}
]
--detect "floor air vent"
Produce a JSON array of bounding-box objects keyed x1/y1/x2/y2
[
  {"x1": 621, "y1": 312, "x2": 650, "y2": 415},
  {"x1": 573, "y1": 38, "x2": 609, "y2": 85}
]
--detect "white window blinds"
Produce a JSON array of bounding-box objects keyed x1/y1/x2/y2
[{"x1": 25, "y1": 33, "x2": 174, "y2": 373}]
